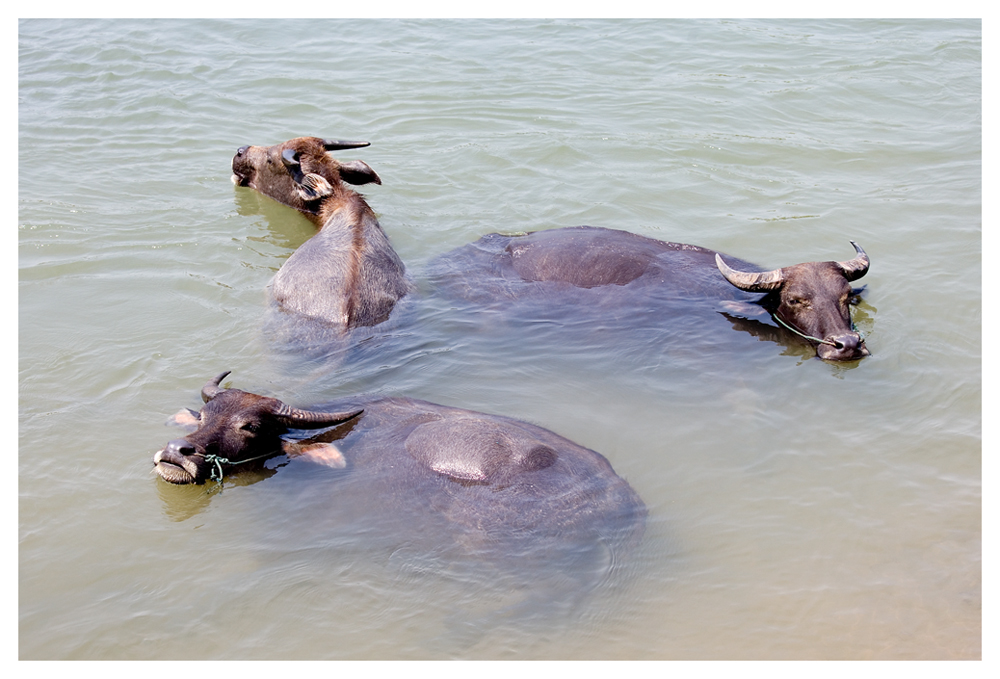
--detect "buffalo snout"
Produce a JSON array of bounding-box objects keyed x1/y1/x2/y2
[
  {"x1": 153, "y1": 437, "x2": 207, "y2": 485},
  {"x1": 817, "y1": 332, "x2": 869, "y2": 361}
]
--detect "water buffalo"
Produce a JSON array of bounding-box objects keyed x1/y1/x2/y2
[
  {"x1": 428, "y1": 225, "x2": 871, "y2": 361},
  {"x1": 152, "y1": 372, "x2": 645, "y2": 565},
  {"x1": 232, "y1": 137, "x2": 411, "y2": 329}
]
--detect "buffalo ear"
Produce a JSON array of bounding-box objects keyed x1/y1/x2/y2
[
  {"x1": 337, "y1": 159, "x2": 382, "y2": 186},
  {"x1": 167, "y1": 408, "x2": 200, "y2": 430},
  {"x1": 849, "y1": 284, "x2": 867, "y2": 304},
  {"x1": 283, "y1": 440, "x2": 347, "y2": 468},
  {"x1": 295, "y1": 173, "x2": 334, "y2": 201},
  {"x1": 720, "y1": 300, "x2": 768, "y2": 318}
]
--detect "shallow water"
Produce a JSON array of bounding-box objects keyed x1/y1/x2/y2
[{"x1": 18, "y1": 19, "x2": 980, "y2": 659}]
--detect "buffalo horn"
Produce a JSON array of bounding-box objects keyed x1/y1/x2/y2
[
  {"x1": 273, "y1": 402, "x2": 364, "y2": 429},
  {"x1": 837, "y1": 241, "x2": 870, "y2": 281},
  {"x1": 201, "y1": 371, "x2": 232, "y2": 402},
  {"x1": 323, "y1": 139, "x2": 371, "y2": 151},
  {"x1": 715, "y1": 254, "x2": 785, "y2": 292}
]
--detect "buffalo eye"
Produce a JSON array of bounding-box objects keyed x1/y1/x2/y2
[{"x1": 239, "y1": 421, "x2": 260, "y2": 433}]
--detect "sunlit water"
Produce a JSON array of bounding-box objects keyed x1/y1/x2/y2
[{"x1": 18, "y1": 19, "x2": 980, "y2": 659}]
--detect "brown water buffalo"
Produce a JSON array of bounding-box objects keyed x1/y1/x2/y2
[
  {"x1": 152, "y1": 372, "x2": 645, "y2": 564},
  {"x1": 232, "y1": 137, "x2": 411, "y2": 329},
  {"x1": 428, "y1": 226, "x2": 871, "y2": 361}
]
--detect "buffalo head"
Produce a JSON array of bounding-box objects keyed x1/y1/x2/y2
[
  {"x1": 153, "y1": 372, "x2": 363, "y2": 484},
  {"x1": 716, "y1": 242, "x2": 871, "y2": 361},
  {"x1": 231, "y1": 136, "x2": 382, "y2": 218}
]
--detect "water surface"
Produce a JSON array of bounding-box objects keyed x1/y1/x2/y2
[{"x1": 18, "y1": 19, "x2": 981, "y2": 660}]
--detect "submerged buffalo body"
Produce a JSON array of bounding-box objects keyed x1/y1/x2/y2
[
  {"x1": 428, "y1": 226, "x2": 870, "y2": 361},
  {"x1": 153, "y1": 373, "x2": 645, "y2": 563},
  {"x1": 232, "y1": 137, "x2": 411, "y2": 329}
]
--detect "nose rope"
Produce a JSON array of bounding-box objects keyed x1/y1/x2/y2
[
  {"x1": 771, "y1": 312, "x2": 863, "y2": 347},
  {"x1": 200, "y1": 451, "x2": 279, "y2": 484}
]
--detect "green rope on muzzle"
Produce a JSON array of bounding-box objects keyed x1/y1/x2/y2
[{"x1": 202, "y1": 452, "x2": 279, "y2": 484}]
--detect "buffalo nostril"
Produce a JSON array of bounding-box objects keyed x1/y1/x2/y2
[
  {"x1": 236, "y1": 145, "x2": 249, "y2": 156},
  {"x1": 165, "y1": 439, "x2": 196, "y2": 456},
  {"x1": 829, "y1": 334, "x2": 859, "y2": 351},
  {"x1": 819, "y1": 333, "x2": 865, "y2": 359}
]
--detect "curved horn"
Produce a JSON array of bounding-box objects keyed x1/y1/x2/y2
[
  {"x1": 201, "y1": 371, "x2": 231, "y2": 403},
  {"x1": 323, "y1": 139, "x2": 370, "y2": 151},
  {"x1": 716, "y1": 254, "x2": 785, "y2": 292},
  {"x1": 837, "y1": 241, "x2": 870, "y2": 282},
  {"x1": 273, "y1": 403, "x2": 364, "y2": 430},
  {"x1": 281, "y1": 148, "x2": 300, "y2": 168}
]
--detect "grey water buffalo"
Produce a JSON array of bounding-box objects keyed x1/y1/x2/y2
[
  {"x1": 232, "y1": 137, "x2": 410, "y2": 329},
  {"x1": 153, "y1": 372, "x2": 645, "y2": 563},
  {"x1": 429, "y1": 225, "x2": 871, "y2": 361}
]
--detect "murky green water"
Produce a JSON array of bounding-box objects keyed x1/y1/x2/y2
[{"x1": 18, "y1": 19, "x2": 980, "y2": 659}]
